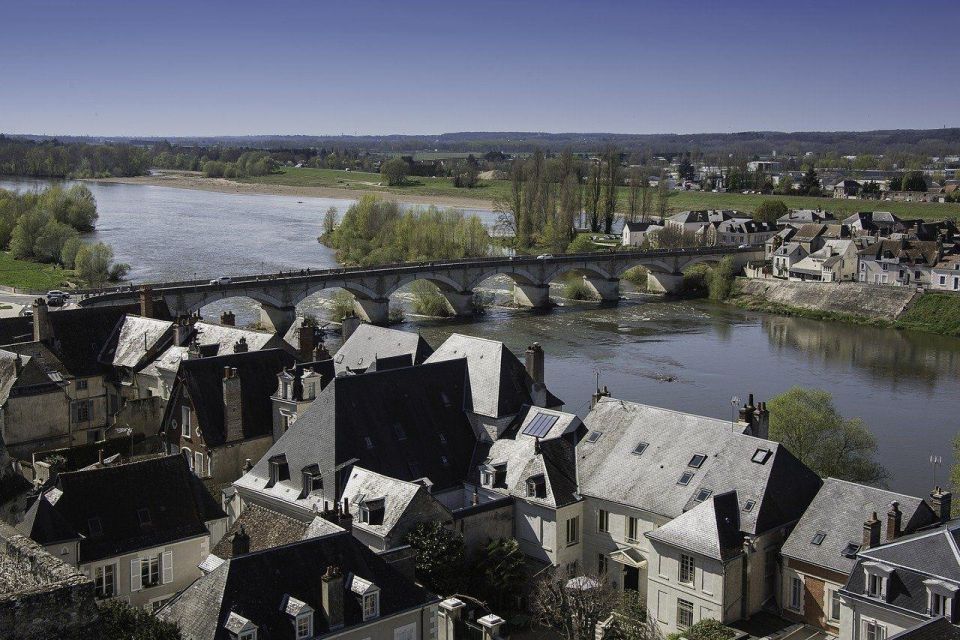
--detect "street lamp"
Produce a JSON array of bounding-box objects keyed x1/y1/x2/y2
[{"x1": 730, "y1": 396, "x2": 741, "y2": 424}]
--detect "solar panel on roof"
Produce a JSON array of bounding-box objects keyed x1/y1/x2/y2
[{"x1": 523, "y1": 412, "x2": 559, "y2": 438}]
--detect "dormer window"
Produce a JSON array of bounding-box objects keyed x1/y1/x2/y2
[
  {"x1": 393, "y1": 423, "x2": 407, "y2": 441},
  {"x1": 266, "y1": 454, "x2": 289, "y2": 488},
  {"x1": 280, "y1": 595, "x2": 313, "y2": 639},
  {"x1": 225, "y1": 611, "x2": 257, "y2": 640},
  {"x1": 349, "y1": 575, "x2": 380, "y2": 621},
  {"x1": 300, "y1": 466, "x2": 322, "y2": 498},
  {"x1": 137, "y1": 508, "x2": 152, "y2": 527},
  {"x1": 358, "y1": 498, "x2": 385, "y2": 526},
  {"x1": 925, "y1": 579, "x2": 958, "y2": 620},
  {"x1": 295, "y1": 613, "x2": 312, "y2": 639},
  {"x1": 481, "y1": 463, "x2": 507, "y2": 489},
  {"x1": 526, "y1": 475, "x2": 547, "y2": 499},
  {"x1": 863, "y1": 562, "x2": 894, "y2": 601},
  {"x1": 363, "y1": 592, "x2": 379, "y2": 620}
]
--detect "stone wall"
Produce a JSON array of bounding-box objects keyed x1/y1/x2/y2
[
  {"x1": 0, "y1": 522, "x2": 98, "y2": 640},
  {"x1": 734, "y1": 279, "x2": 919, "y2": 321}
]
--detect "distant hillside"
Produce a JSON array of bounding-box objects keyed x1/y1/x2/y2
[{"x1": 7, "y1": 128, "x2": 960, "y2": 158}]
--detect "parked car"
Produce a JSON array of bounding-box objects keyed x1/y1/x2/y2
[
  {"x1": 46, "y1": 290, "x2": 69, "y2": 300},
  {"x1": 47, "y1": 294, "x2": 66, "y2": 307},
  {"x1": 536, "y1": 254, "x2": 553, "y2": 260},
  {"x1": 738, "y1": 243, "x2": 750, "y2": 249},
  {"x1": 210, "y1": 276, "x2": 232, "y2": 285}
]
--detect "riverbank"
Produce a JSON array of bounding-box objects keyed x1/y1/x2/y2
[
  {"x1": 0, "y1": 251, "x2": 75, "y2": 291},
  {"x1": 88, "y1": 171, "x2": 498, "y2": 210}
]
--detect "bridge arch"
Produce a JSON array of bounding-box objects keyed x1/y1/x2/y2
[
  {"x1": 387, "y1": 272, "x2": 466, "y2": 297},
  {"x1": 299, "y1": 280, "x2": 381, "y2": 303},
  {"x1": 464, "y1": 265, "x2": 540, "y2": 291},
  {"x1": 543, "y1": 263, "x2": 614, "y2": 284}
]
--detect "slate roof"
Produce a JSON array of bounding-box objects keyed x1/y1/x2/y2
[
  {"x1": 341, "y1": 466, "x2": 449, "y2": 538},
  {"x1": 647, "y1": 491, "x2": 744, "y2": 561},
  {"x1": 38, "y1": 305, "x2": 150, "y2": 377},
  {"x1": 855, "y1": 520, "x2": 960, "y2": 583},
  {"x1": 211, "y1": 503, "x2": 329, "y2": 559},
  {"x1": 889, "y1": 617, "x2": 960, "y2": 640},
  {"x1": 777, "y1": 210, "x2": 834, "y2": 226},
  {"x1": 425, "y1": 333, "x2": 561, "y2": 418},
  {"x1": 859, "y1": 239, "x2": 941, "y2": 266},
  {"x1": 104, "y1": 316, "x2": 173, "y2": 369},
  {"x1": 159, "y1": 531, "x2": 438, "y2": 640},
  {"x1": 28, "y1": 454, "x2": 224, "y2": 563},
  {"x1": 162, "y1": 349, "x2": 296, "y2": 448},
  {"x1": 668, "y1": 210, "x2": 740, "y2": 224},
  {"x1": 333, "y1": 324, "x2": 432, "y2": 374},
  {"x1": 235, "y1": 359, "x2": 486, "y2": 511},
  {"x1": 578, "y1": 397, "x2": 822, "y2": 536},
  {"x1": 781, "y1": 478, "x2": 937, "y2": 575},
  {"x1": 793, "y1": 223, "x2": 828, "y2": 242},
  {"x1": 16, "y1": 493, "x2": 79, "y2": 545}
]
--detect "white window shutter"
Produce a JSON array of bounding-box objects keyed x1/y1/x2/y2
[
  {"x1": 130, "y1": 559, "x2": 142, "y2": 592},
  {"x1": 162, "y1": 550, "x2": 173, "y2": 584}
]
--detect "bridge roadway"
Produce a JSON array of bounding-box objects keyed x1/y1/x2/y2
[{"x1": 77, "y1": 246, "x2": 764, "y2": 333}]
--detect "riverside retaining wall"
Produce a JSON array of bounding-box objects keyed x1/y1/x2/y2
[{"x1": 734, "y1": 279, "x2": 919, "y2": 321}]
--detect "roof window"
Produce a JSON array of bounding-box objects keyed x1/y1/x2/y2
[
  {"x1": 632, "y1": 442, "x2": 648, "y2": 456},
  {"x1": 743, "y1": 500, "x2": 756, "y2": 512},
  {"x1": 363, "y1": 436, "x2": 374, "y2": 450},
  {"x1": 527, "y1": 475, "x2": 547, "y2": 499},
  {"x1": 688, "y1": 453, "x2": 707, "y2": 468},
  {"x1": 751, "y1": 448, "x2": 772, "y2": 464},
  {"x1": 407, "y1": 461, "x2": 421, "y2": 478},
  {"x1": 694, "y1": 488, "x2": 712, "y2": 502},
  {"x1": 677, "y1": 471, "x2": 694, "y2": 486},
  {"x1": 811, "y1": 531, "x2": 826, "y2": 546},
  {"x1": 137, "y1": 508, "x2": 152, "y2": 527},
  {"x1": 393, "y1": 423, "x2": 407, "y2": 441},
  {"x1": 585, "y1": 431, "x2": 602, "y2": 444},
  {"x1": 88, "y1": 517, "x2": 103, "y2": 537},
  {"x1": 841, "y1": 542, "x2": 860, "y2": 558}
]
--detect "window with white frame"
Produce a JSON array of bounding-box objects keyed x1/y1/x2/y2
[
  {"x1": 566, "y1": 516, "x2": 580, "y2": 546},
  {"x1": 363, "y1": 592, "x2": 380, "y2": 620},
  {"x1": 141, "y1": 556, "x2": 160, "y2": 588},
  {"x1": 677, "y1": 598, "x2": 694, "y2": 629},
  {"x1": 238, "y1": 630, "x2": 257, "y2": 640},
  {"x1": 598, "y1": 509, "x2": 609, "y2": 533},
  {"x1": 182, "y1": 405, "x2": 191, "y2": 438},
  {"x1": 627, "y1": 516, "x2": 639, "y2": 542},
  {"x1": 679, "y1": 554, "x2": 695, "y2": 585},
  {"x1": 94, "y1": 564, "x2": 116, "y2": 598},
  {"x1": 924, "y1": 579, "x2": 957, "y2": 619},
  {"x1": 789, "y1": 576, "x2": 802, "y2": 611},
  {"x1": 826, "y1": 586, "x2": 841, "y2": 622},
  {"x1": 862, "y1": 618, "x2": 887, "y2": 640},
  {"x1": 598, "y1": 553, "x2": 608, "y2": 576},
  {"x1": 863, "y1": 563, "x2": 892, "y2": 600},
  {"x1": 194, "y1": 451, "x2": 204, "y2": 476},
  {"x1": 295, "y1": 612, "x2": 312, "y2": 639}
]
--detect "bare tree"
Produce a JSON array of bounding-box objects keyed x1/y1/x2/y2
[
  {"x1": 587, "y1": 161, "x2": 603, "y2": 232},
  {"x1": 602, "y1": 146, "x2": 621, "y2": 233},
  {"x1": 532, "y1": 569, "x2": 621, "y2": 640},
  {"x1": 656, "y1": 176, "x2": 671, "y2": 220},
  {"x1": 627, "y1": 168, "x2": 644, "y2": 222}
]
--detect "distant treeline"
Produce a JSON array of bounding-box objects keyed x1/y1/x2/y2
[{"x1": 0, "y1": 136, "x2": 150, "y2": 178}]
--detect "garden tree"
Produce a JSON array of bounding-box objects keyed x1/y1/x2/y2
[
  {"x1": 99, "y1": 599, "x2": 182, "y2": 640},
  {"x1": 768, "y1": 387, "x2": 888, "y2": 485},
  {"x1": 626, "y1": 169, "x2": 645, "y2": 222},
  {"x1": 707, "y1": 256, "x2": 736, "y2": 301},
  {"x1": 752, "y1": 199, "x2": 788, "y2": 224},
  {"x1": 75, "y1": 242, "x2": 118, "y2": 287},
  {"x1": 322, "y1": 206, "x2": 337, "y2": 235},
  {"x1": 586, "y1": 161, "x2": 603, "y2": 231},
  {"x1": 380, "y1": 157, "x2": 408, "y2": 186},
  {"x1": 476, "y1": 538, "x2": 526, "y2": 611},
  {"x1": 776, "y1": 173, "x2": 794, "y2": 195},
  {"x1": 60, "y1": 236, "x2": 84, "y2": 269},
  {"x1": 532, "y1": 569, "x2": 621, "y2": 640},
  {"x1": 33, "y1": 219, "x2": 79, "y2": 263},
  {"x1": 9, "y1": 209, "x2": 51, "y2": 259},
  {"x1": 656, "y1": 177, "x2": 671, "y2": 220},
  {"x1": 901, "y1": 171, "x2": 927, "y2": 192},
  {"x1": 451, "y1": 155, "x2": 480, "y2": 188},
  {"x1": 403, "y1": 521, "x2": 467, "y2": 596},
  {"x1": 799, "y1": 166, "x2": 821, "y2": 196},
  {"x1": 601, "y1": 146, "x2": 621, "y2": 233},
  {"x1": 608, "y1": 590, "x2": 661, "y2": 640}
]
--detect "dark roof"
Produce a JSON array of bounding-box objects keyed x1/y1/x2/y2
[
  {"x1": 31, "y1": 435, "x2": 133, "y2": 471},
  {"x1": 333, "y1": 324, "x2": 432, "y2": 374},
  {"x1": 16, "y1": 495, "x2": 79, "y2": 545},
  {"x1": 164, "y1": 349, "x2": 296, "y2": 447},
  {"x1": 236, "y1": 359, "x2": 486, "y2": 508},
  {"x1": 45, "y1": 305, "x2": 158, "y2": 377},
  {"x1": 211, "y1": 504, "x2": 312, "y2": 559},
  {"x1": 647, "y1": 491, "x2": 744, "y2": 561},
  {"x1": 160, "y1": 531, "x2": 438, "y2": 640},
  {"x1": 34, "y1": 454, "x2": 224, "y2": 563},
  {"x1": 858, "y1": 239, "x2": 941, "y2": 266},
  {"x1": 889, "y1": 617, "x2": 960, "y2": 640},
  {"x1": 781, "y1": 478, "x2": 937, "y2": 574}
]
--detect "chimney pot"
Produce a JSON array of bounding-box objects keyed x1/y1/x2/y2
[
  {"x1": 139, "y1": 285, "x2": 154, "y2": 318},
  {"x1": 525, "y1": 342, "x2": 545, "y2": 385},
  {"x1": 886, "y1": 501, "x2": 902, "y2": 541},
  {"x1": 220, "y1": 311, "x2": 235, "y2": 326},
  {"x1": 32, "y1": 298, "x2": 51, "y2": 342},
  {"x1": 321, "y1": 563, "x2": 345, "y2": 630},
  {"x1": 931, "y1": 487, "x2": 953, "y2": 524},
  {"x1": 223, "y1": 366, "x2": 243, "y2": 442},
  {"x1": 863, "y1": 512, "x2": 881, "y2": 549},
  {"x1": 233, "y1": 337, "x2": 248, "y2": 353},
  {"x1": 231, "y1": 525, "x2": 250, "y2": 556}
]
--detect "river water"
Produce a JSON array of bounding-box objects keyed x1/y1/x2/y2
[{"x1": 2, "y1": 177, "x2": 958, "y2": 495}]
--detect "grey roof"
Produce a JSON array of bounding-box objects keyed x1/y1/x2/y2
[
  {"x1": 333, "y1": 324, "x2": 432, "y2": 374},
  {"x1": 646, "y1": 491, "x2": 743, "y2": 561},
  {"x1": 668, "y1": 210, "x2": 741, "y2": 224},
  {"x1": 578, "y1": 397, "x2": 821, "y2": 535},
  {"x1": 484, "y1": 421, "x2": 580, "y2": 508},
  {"x1": 341, "y1": 466, "x2": 450, "y2": 538},
  {"x1": 211, "y1": 503, "x2": 322, "y2": 559},
  {"x1": 782, "y1": 478, "x2": 937, "y2": 574},
  {"x1": 889, "y1": 617, "x2": 960, "y2": 640},
  {"x1": 107, "y1": 316, "x2": 173, "y2": 369}
]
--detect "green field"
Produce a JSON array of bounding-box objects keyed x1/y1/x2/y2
[
  {"x1": 239, "y1": 167, "x2": 960, "y2": 221},
  {"x1": 0, "y1": 251, "x2": 74, "y2": 291}
]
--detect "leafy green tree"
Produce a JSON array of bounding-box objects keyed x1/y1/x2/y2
[
  {"x1": 752, "y1": 200, "x2": 788, "y2": 224},
  {"x1": 476, "y1": 538, "x2": 526, "y2": 610},
  {"x1": 34, "y1": 220, "x2": 79, "y2": 263},
  {"x1": 381, "y1": 157, "x2": 408, "y2": 186},
  {"x1": 707, "y1": 256, "x2": 736, "y2": 301},
  {"x1": 60, "y1": 236, "x2": 84, "y2": 269},
  {"x1": 75, "y1": 242, "x2": 116, "y2": 287},
  {"x1": 9, "y1": 209, "x2": 50, "y2": 259},
  {"x1": 202, "y1": 160, "x2": 225, "y2": 178},
  {"x1": 98, "y1": 599, "x2": 182, "y2": 640},
  {"x1": 768, "y1": 387, "x2": 888, "y2": 485},
  {"x1": 666, "y1": 619, "x2": 734, "y2": 640},
  {"x1": 901, "y1": 171, "x2": 927, "y2": 192},
  {"x1": 776, "y1": 173, "x2": 794, "y2": 195},
  {"x1": 403, "y1": 522, "x2": 466, "y2": 596},
  {"x1": 799, "y1": 166, "x2": 821, "y2": 196},
  {"x1": 322, "y1": 206, "x2": 338, "y2": 236}
]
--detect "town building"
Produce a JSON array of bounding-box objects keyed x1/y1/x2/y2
[
  {"x1": 788, "y1": 239, "x2": 858, "y2": 282},
  {"x1": 834, "y1": 180, "x2": 862, "y2": 199},
  {"x1": 271, "y1": 359, "x2": 336, "y2": 440},
  {"x1": 776, "y1": 210, "x2": 835, "y2": 230},
  {"x1": 333, "y1": 323, "x2": 433, "y2": 375},
  {"x1": 931, "y1": 251, "x2": 960, "y2": 291},
  {"x1": 857, "y1": 240, "x2": 941, "y2": 287},
  {"x1": 712, "y1": 219, "x2": 779, "y2": 246},
  {"x1": 622, "y1": 220, "x2": 664, "y2": 247}
]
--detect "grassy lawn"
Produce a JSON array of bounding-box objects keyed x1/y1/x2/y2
[
  {"x1": 0, "y1": 251, "x2": 74, "y2": 291},
  {"x1": 896, "y1": 293, "x2": 960, "y2": 336},
  {"x1": 238, "y1": 167, "x2": 960, "y2": 221}
]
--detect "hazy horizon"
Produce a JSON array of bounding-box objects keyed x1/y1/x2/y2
[{"x1": 5, "y1": 0, "x2": 960, "y2": 137}]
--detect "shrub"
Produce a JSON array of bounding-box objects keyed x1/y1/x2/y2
[
  {"x1": 411, "y1": 280, "x2": 452, "y2": 317},
  {"x1": 667, "y1": 618, "x2": 735, "y2": 640},
  {"x1": 566, "y1": 233, "x2": 597, "y2": 253},
  {"x1": 472, "y1": 290, "x2": 494, "y2": 315},
  {"x1": 752, "y1": 199, "x2": 788, "y2": 223},
  {"x1": 381, "y1": 157, "x2": 408, "y2": 186},
  {"x1": 563, "y1": 278, "x2": 598, "y2": 301},
  {"x1": 622, "y1": 266, "x2": 648, "y2": 288},
  {"x1": 388, "y1": 305, "x2": 406, "y2": 324},
  {"x1": 329, "y1": 292, "x2": 355, "y2": 322},
  {"x1": 681, "y1": 264, "x2": 710, "y2": 297},
  {"x1": 707, "y1": 256, "x2": 736, "y2": 301}
]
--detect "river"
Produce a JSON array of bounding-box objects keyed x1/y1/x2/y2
[{"x1": 2, "y1": 177, "x2": 958, "y2": 496}]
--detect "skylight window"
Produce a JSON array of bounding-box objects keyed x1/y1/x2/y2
[
  {"x1": 841, "y1": 542, "x2": 861, "y2": 558},
  {"x1": 677, "y1": 471, "x2": 694, "y2": 486},
  {"x1": 440, "y1": 456, "x2": 449, "y2": 467},
  {"x1": 364, "y1": 436, "x2": 374, "y2": 449},
  {"x1": 751, "y1": 448, "x2": 772, "y2": 464},
  {"x1": 585, "y1": 431, "x2": 602, "y2": 443},
  {"x1": 743, "y1": 500, "x2": 756, "y2": 512},
  {"x1": 632, "y1": 442, "x2": 648, "y2": 456},
  {"x1": 88, "y1": 517, "x2": 103, "y2": 537},
  {"x1": 688, "y1": 454, "x2": 707, "y2": 468},
  {"x1": 811, "y1": 531, "x2": 826, "y2": 546},
  {"x1": 438, "y1": 433, "x2": 447, "y2": 445},
  {"x1": 408, "y1": 462, "x2": 421, "y2": 478},
  {"x1": 393, "y1": 424, "x2": 407, "y2": 441},
  {"x1": 137, "y1": 508, "x2": 152, "y2": 527},
  {"x1": 694, "y1": 488, "x2": 712, "y2": 502}
]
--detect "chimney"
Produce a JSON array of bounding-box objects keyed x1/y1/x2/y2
[
  {"x1": 220, "y1": 310, "x2": 235, "y2": 326},
  {"x1": 97, "y1": 448, "x2": 104, "y2": 465},
  {"x1": 863, "y1": 512, "x2": 881, "y2": 549},
  {"x1": 886, "y1": 502, "x2": 902, "y2": 542},
  {"x1": 173, "y1": 318, "x2": 192, "y2": 346},
  {"x1": 338, "y1": 497, "x2": 353, "y2": 532},
  {"x1": 738, "y1": 393, "x2": 756, "y2": 425},
  {"x1": 233, "y1": 337, "x2": 248, "y2": 353},
  {"x1": 242, "y1": 458, "x2": 253, "y2": 472},
  {"x1": 591, "y1": 385, "x2": 610, "y2": 409},
  {"x1": 752, "y1": 401, "x2": 770, "y2": 440},
  {"x1": 313, "y1": 343, "x2": 331, "y2": 361},
  {"x1": 32, "y1": 298, "x2": 51, "y2": 342},
  {"x1": 321, "y1": 566, "x2": 344, "y2": 631},
  {"x1": 13, "y1": 353, "x2": 22, "y2": 376},
  {"x1": 231, "y1": 525, "x2": 250, "y2": 556},
  {"x1": 931, "y1": 486, "x2": 952, "y2": 524},
  {"x1": 525, "y1": 343, "x2": 544, "y2": 384},
  {"x1": 341, "y1": 315, "x2": 361, "y2": 341},
  {"x1": 298, "y1": 323, "x2": 316, "y2": 361},
  {"x1": 139, "y1": 285, "x2": 154, "y2": 318},
  {"x1": 223, "y1": 367, "x2": 243, "y2": 442}
]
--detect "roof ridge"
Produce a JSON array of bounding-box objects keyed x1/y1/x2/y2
[{"x1": 825, "y1": 477, "x2": 927, "y2": 501}]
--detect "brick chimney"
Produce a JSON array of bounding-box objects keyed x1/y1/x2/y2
[
  {"x1": 139, "y1": 285, "x2": 154, "y2": 318},
  {"x1": 753, "y1": 401, "x2": 770, "y2": 440},
  {"x1": 233, "y1": 337, "x2": 248, "y2": 353},
  {"x1": 931, "y1": 486, "x2": 952, "y2": 523},
  {"x1": 738, "y1": 393, "x2": 756, "y2": 425},
  {"x1": 173, "y1": 318, "x2": 192, "y2": 346},
  {"x1": 321, "y1": 565, "x2": 344, "y2": 630},
  {"x1": 886, "y1": 502, "x2": 902, "y2": 542},
  {"x1": 591, "y1": 385, "x2": 610, "y2": 409},
  {"x1": 313, "y1": 343, "x2": 331, "y2": 361},
  {"x1": 223, "y1": 367, "x2": 243, "y2": 442},
  {"x1": 298, "y1": 323, "x2": 316, "y2": 362},
  {"x1": 32, "y1": 298, "x2": 51, "y2": 342},
  {"x1": 863, "y1": 512, "x2": 881, "y2": 549},
  {"x1": 525, "y1": 343, "x2": 544, "y2": 384},
  {"x1": 231, "y1": 525, "x2": 250, "y2": 556},
  {"x1": 220, "y1": 311, "x2": 235, "y2": 327}
]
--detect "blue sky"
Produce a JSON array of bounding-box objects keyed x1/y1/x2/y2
[{"x1": 3, "y1": 0, "x2": 958, "y2": 136}]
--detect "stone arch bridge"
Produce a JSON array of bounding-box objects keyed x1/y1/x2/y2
[{"x1": 78, "y1": 246, "x2": 763, "y2": 333}]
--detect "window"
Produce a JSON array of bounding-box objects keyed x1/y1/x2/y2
[
  {"x1": 363, "y1": 592, "x2": 379, "y2": 620},
  {"x1": 438, "y1": 433, "x2": 447, "y2": 445},
  {"x1": 76, "y1": 379, "x2": 88, "y2": 390},
  {"x1": 394, "y1": 623, "x2": 416, "y2": 640},
  {"x1": 694, "y1": 488, "x2": 712, "y2": 502},
  {"x1": 841, "y1": 542, "x2": 860, "y2": 558},
  {"x1": 677, "y1": 471, "x2": 694, "y2": 486},
  {"x1": 598, "y1": 509, "x2": 609, "y2": 533},
  {"x1": 677, "y1": 598, "x2": 694, "y2": 629},
  {"x1": 867, "y1": 573, "x2": 883, "y2": 598},
  {"x1": 141, "y1": 556, "x2": 160, "y2": 588},
  {"x1": 688, "y1": 454, "x2": 706, "y2": 468},
  {"x1": 72, "y1": 399, "x2": 92, "y2": 423},
  {"x1": 95, "y1": 564, "x2": 115, "y2": 598},
  {"x1": 194, "y1": 451, "x2": 205, "y2": 476},
  {"x1": 526, "y1": 476, "x2": 546, "y2": 498},
  {"x1": 237, "y1": 627, "x2": 256, "y2": 640},
  {"x1": 182, "y1": 447, "x2": 193, "y2": 470},
  {"x1": 743, "y1": 500, "x2": 756, "y2": 512},
  {"x1": 393, "y1": 423, "x2": 407, "y2": 440},
  {"x1": 863, "y1": 619, "x2": 887, "y2": 640},
  {"x1": 632, "y1": 442, "x2": 648, "y2": 456},
  {"x1": 598, "y1": 553, "x2": 608, "y2": 576},
  {"x1": 627, "y1": 516, "x2": 639, "y2": 542},
  {"x1": 295, "y1": 612, "x2": 312, "y2": 639},
  {"x1": 88, "y1": 517, "x2": 103, "y2": 537},
  {"x1": 566, "y1": 516, "x2": 580, "y2": 546},
  {"x1": 585, "y1": 431, "x2": 602, "y2": 443},
  {"x1": 137, "y1": 508, "x2": 152, "y2": 527},
  {"x1": 441, "y1": 455, "x2": 449, "y2": 467},
  {"x1": 181, "y1": 405, "x2": 191, "y2": 438},
  {"x1": 364, "y1": 436, "x2": 374, "y2": 449},
  {"x1": 407, "y1": 461, "x2": 421, "y2": 478},
  {"x1": 827, "y1": 588, "x2": 841, "y2": 622},
  {"x1": 679, "y1": 554, "x2": 695, "y2": 585},
  {"x1": 790, "y1": 576, "x2": 802, "y2": 610},
  {"x1": 811, "y1": 531, "x2": 826, "y2": 546},
  {"x1": 751, "y1": 448, "x2": 772, "y2": 464},
  {"x1": 931, "y1": 592, "x2": 948, "y2": 617}
]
